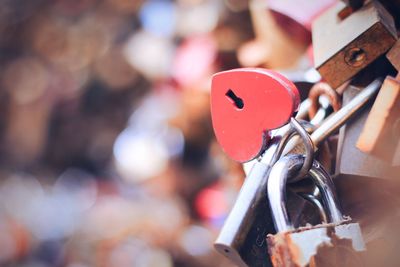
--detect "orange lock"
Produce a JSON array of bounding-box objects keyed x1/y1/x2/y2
[{"x1": 356, "y1": 75, "x2": 400, "y2": 164}]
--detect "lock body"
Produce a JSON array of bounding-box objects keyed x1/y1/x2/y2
[
  {"x1": 210, "y1": 68, "x2": 300, "y2": 162},
  {"x1": 312, "y1": 0, "x2": 397, "y2": 88},
  {"x1": 336, "y1": 85, "x2": 400, "y2": 178},
  {"x1": 267, "y1": 222, "x2": 365, "y2": 267},
  {"x1": 214, "y1": 125, "x2": 315, "y2": 267}
]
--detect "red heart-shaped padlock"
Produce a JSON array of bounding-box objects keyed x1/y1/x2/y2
[{"x1": 211, "y1": 68, "x2": 300, "y2": 162}]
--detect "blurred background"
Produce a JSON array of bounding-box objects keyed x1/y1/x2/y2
[{"x1": 0, "y1": 0, "x2": 334, "y2": 266}]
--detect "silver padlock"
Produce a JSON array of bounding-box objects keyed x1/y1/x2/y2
[
  {"x1": 267, "y1": 154, "x2": 366, "y2": 267},
  {"x1": 214, "y1": 118, "x2": 314, "y2": 267},
  {"x1": 214, "y1": 79, "x2": 381, "y2": 267}
]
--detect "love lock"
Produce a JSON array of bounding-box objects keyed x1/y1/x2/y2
[
  {"x1": 211, "y1": 68, "x2": 300, "y2": 162},
  {"x1": 267, "y1": 154, "x2": 366, "y2": 267}
]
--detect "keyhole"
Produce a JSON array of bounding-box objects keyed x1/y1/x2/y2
[
  {"x1": 344, "y1": 47, "x2": 366, "y2": 67},
  {"x1": 226, "y1": 89, "x2": 244, "y2": 109}
]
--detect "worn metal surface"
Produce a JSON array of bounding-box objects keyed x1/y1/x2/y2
[
  {"x1": 312, "y1": 1, "x2": 397, "y2": 88},
  {"x1": 356, "y1": 76, "x2": 400, "y2": 164},
  {"x1": 336, "y1": 84, "x2": 400, "y2": 178},
  {"x1": 267, "y1": 222, "x2": 366, "y2": 267}
]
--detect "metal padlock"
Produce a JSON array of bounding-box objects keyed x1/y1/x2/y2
[
  {"x1": 267, "y1": 154, "x2": 366, "y2": 267},
  {"x1": 215, "y1": 118, "x2": 314, "y2": 267},
  {"x1": 336, "y1": 83, "x2": 400, "y2": 178},
  {"x1": 312, "y1": 0, "x2": 397, "y2": 89},
  {"x1": 214, "y1": 78, "x2": 381, "y2": 267},
  {"x1": 211, "y1": 68, "x2": 300, "y2": 163}
]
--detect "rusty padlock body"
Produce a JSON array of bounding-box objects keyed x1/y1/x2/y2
[{"x1": 312, "y1": 0, "x2": 397, "y2": 89}]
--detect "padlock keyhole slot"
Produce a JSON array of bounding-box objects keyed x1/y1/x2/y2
[
  {"x1": 344, "y1": 47, "x2": 366, "y2": 67},
  {"x1": 226, "y1": 89, "x2": 244, "y2": 109}
]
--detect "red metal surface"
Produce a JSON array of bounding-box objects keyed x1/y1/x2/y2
[{"x1": 211, "y1": 68, "x2": 300, "y2": 162}]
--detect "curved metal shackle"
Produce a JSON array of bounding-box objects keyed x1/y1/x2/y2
[
  {"x1": 261, "y1": 118, "x2": 314, "y2": 172},
  {"x1": 288, "y1": 118, "x2": 314, "y2": 180},
  {"x1": 214, "y1": 119, "x2": 315, "y2": 262},
  {"x1": 308, "y1": 82, "x2": 342, "y2": 119},
  {"x1": 267, "y1": 154, "x2": 344, "y2": 233},
  {"x1": 298, "y1": 192, "x2": 328, "y2": 224}
]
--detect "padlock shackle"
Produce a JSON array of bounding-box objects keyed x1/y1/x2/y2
[
  {"x1": 214, "y1": 120, "x2": 313, "y2": 264},
  {"x1": 298, "y1": 192, "x2": 328, "y2": 224},
  {"x1": 308, "y1": 161, "x2": 343, "y2": 224},
  {"x1": 268, "y1": 154, "x2": 343, "y2": 232},
  {"x1": 308, "y1": 82, "x2": 342, "y2": 120}
]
